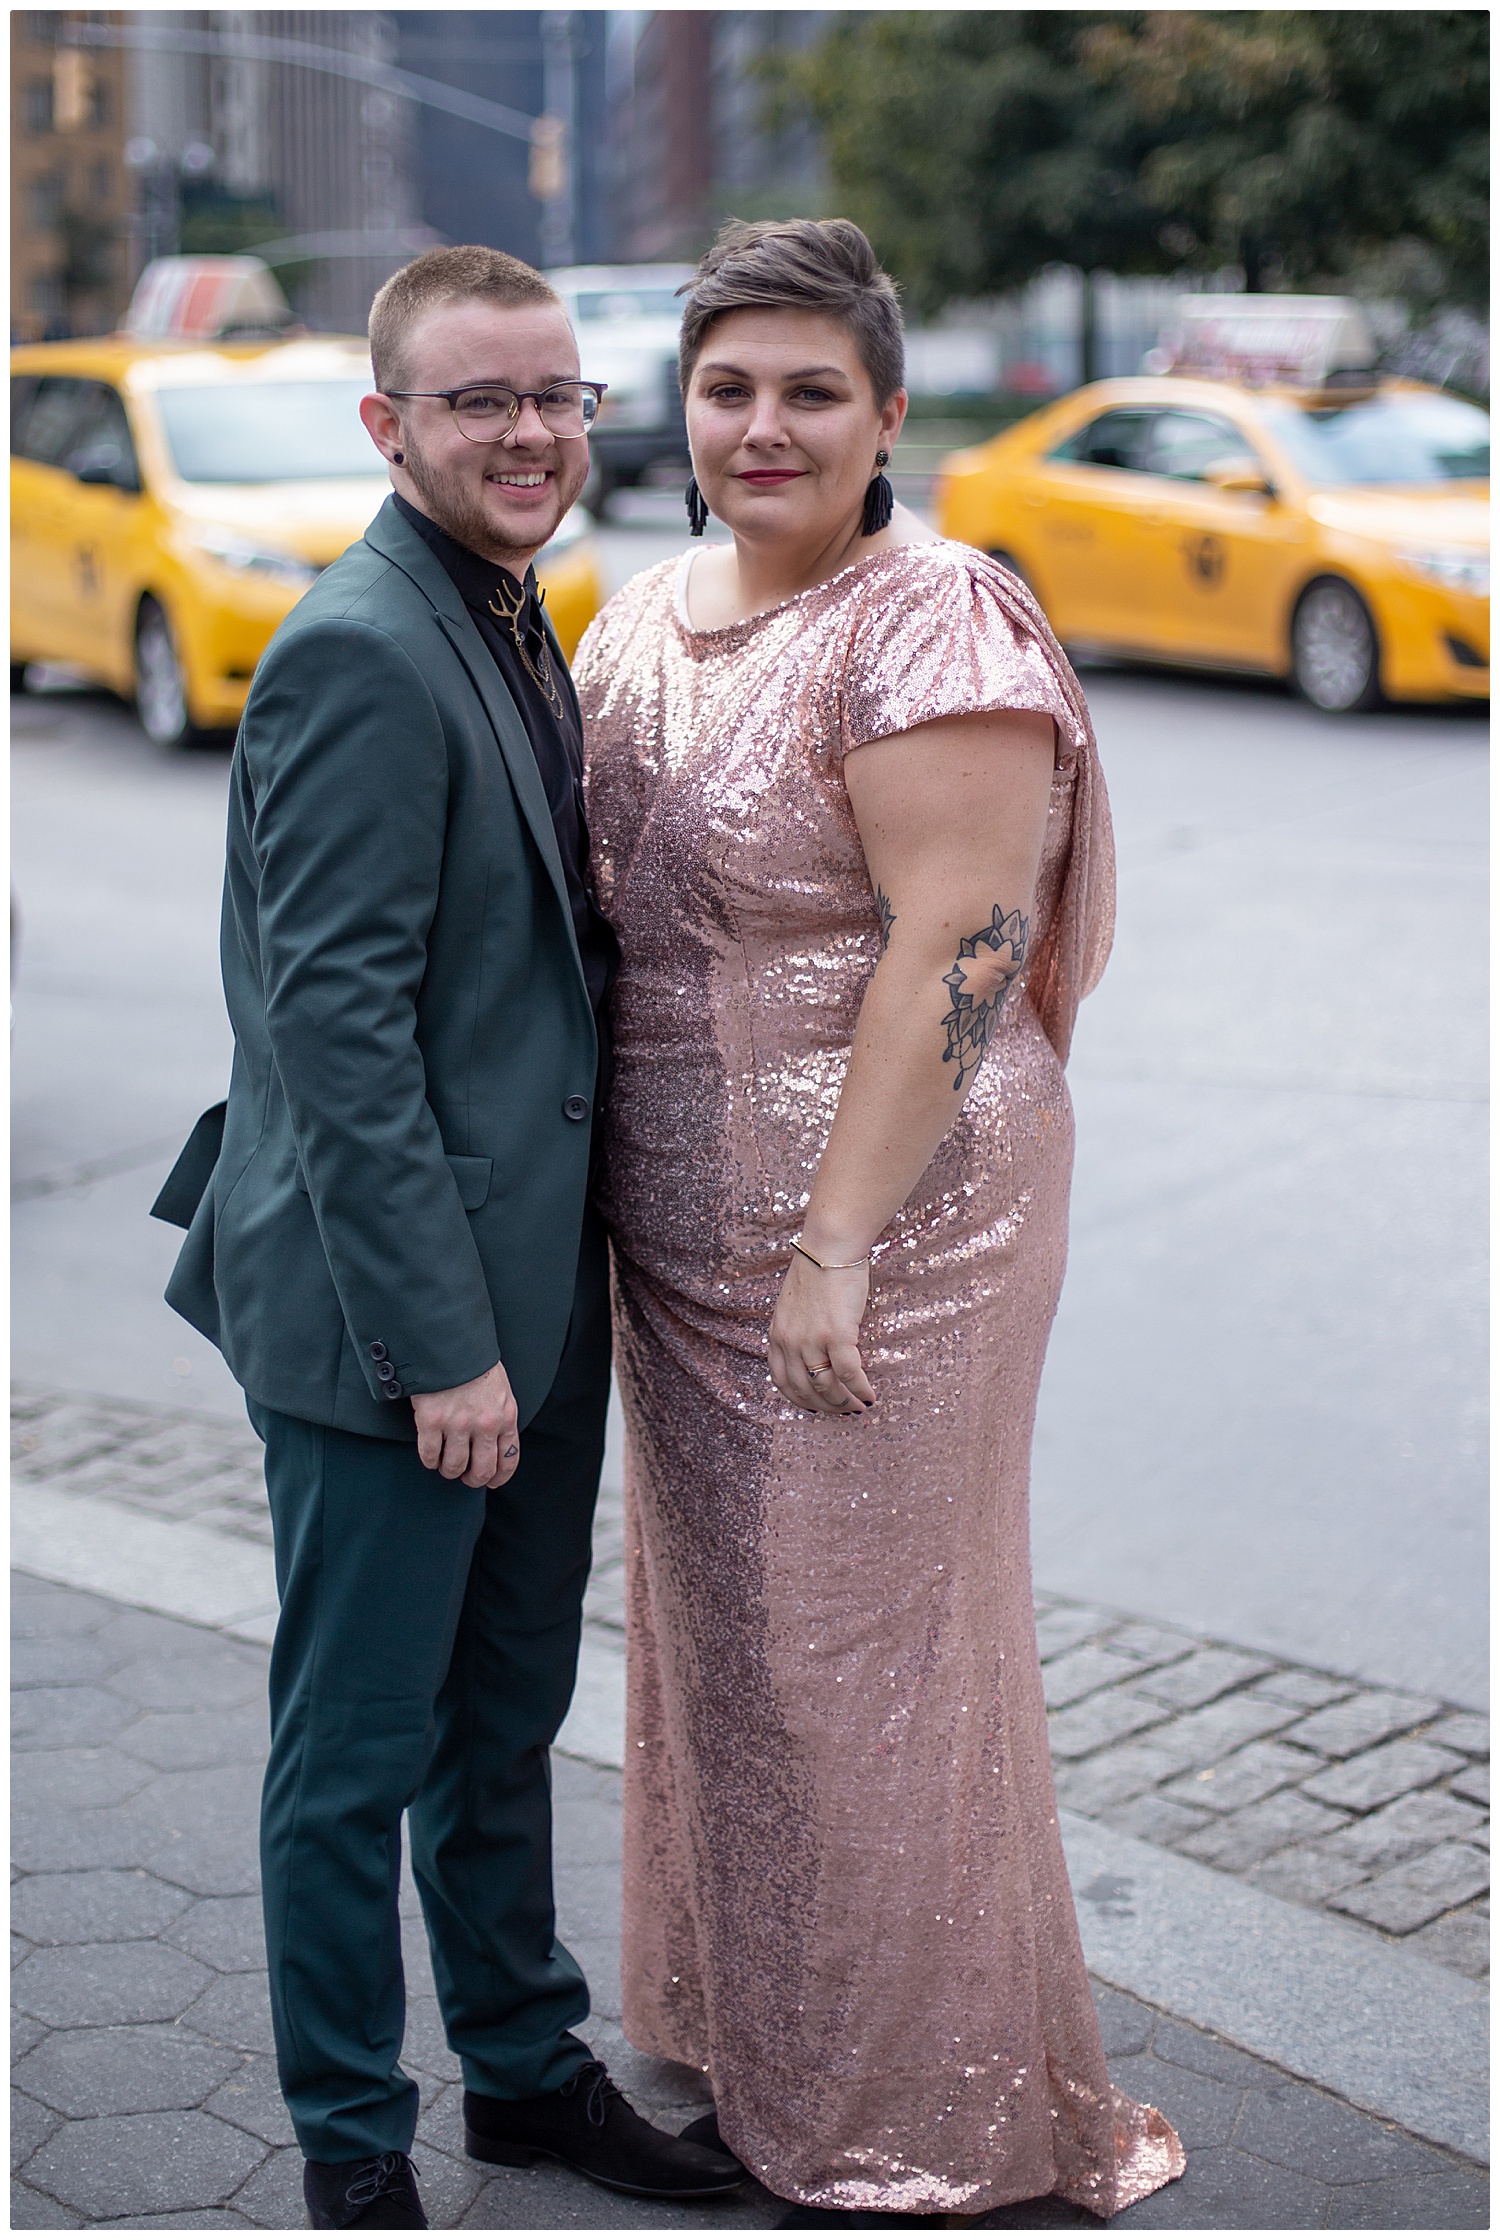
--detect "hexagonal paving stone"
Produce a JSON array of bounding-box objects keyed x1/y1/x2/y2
[
  {"x1": 117, "y1": 1703, "x2": 270, "y2": 1774},
  {"x1": 1233, "y1": 2081, "x2": 1442, "y2": 2181},
  {"x1": 12, "y1": 1940, "x2": 211, "y2": 2029},
  {"x1": 166, "y1": 1896, "x2": 267, "y2": 1975},
  {"x1": 1107, "y1": 2052, "x2": 1243, "y2": 2149},
  {"x1": 12, "y1": 1634, "x2": 118, "y2": 1688},
  {"x1": 105, "y1": 1653, "x2": 267, "y2": 1717},
  {"x1": 11, "y1": 1870, "x2": 192, "y2": 1946},
  {"x1": 1332, "y1": 2164, "x2": 1491, "y2": 2227},
  {"x1": 11, "y1": 2088, "x2": 63, "y2": 2171},
  {"x1": 12, "y1": 1687, "x2": 138, "y2": 1751},
  {"x1": 12, "y1": 1803, "x2": 162, "y2": 1879},
  {"x1": 14, "y1": 2025, "x2": 243, "y2": 2119},
  {"x1": 11, "y1": 2175, "x2": 85, "y2": 2227},
  {"x1": 12, "y1": 1747, "x2": 157, "y2": 1814},
  {"x1": 178, "y1": 1973, "x2": 277, "y2": 2059},
  {"x1": 205, "y1": 2058, "x2": 298, "y2": 2149},
  {"x1": 11, "y1": 1576, "x2": 114, "y2": 1640},
  {"x1": 1106, "y1": 2143, "x2": 1331, "y2": 2230},
  {"x1": 1093, "y1": 1987, "x2": 1154, "y2": 2059},
  {"x1": 19, "y1": 2109, "x2": 267, "y2": 2220}
]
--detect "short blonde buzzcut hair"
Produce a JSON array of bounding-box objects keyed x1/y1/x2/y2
[
  {"x1": 679, "y1": 218, "x2": 905, "y2": 406},
  {"x1": 369, "y1": 244, "x2": 560, "y2": 393}
]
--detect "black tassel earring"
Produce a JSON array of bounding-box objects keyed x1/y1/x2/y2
[
  {"x1": 685, "y1": 475, "x2": 709, "y2": 536},
  {"x1": 861, "y1": 450, "x2": 894, "y2": 536}
]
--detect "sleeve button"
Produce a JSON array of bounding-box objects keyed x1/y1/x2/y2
[
  {"x1": 369, "y1": 1342, "x2": 389, "y2": 1362},
  {"x1": 562, "y1": 1095, "x2": 591, "y2": 1123}
]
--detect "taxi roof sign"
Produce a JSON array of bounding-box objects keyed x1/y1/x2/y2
[
  {"x1": 1167, "y1": 295, "x2": 1377, "y2": 389},
  {"x1": 124, "y1": 256, "x2": 294, "y2": 343}
]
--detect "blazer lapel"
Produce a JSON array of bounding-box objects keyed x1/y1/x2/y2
[{"x1": 364, "y1": 500, "x2": 585, "y2": 988}]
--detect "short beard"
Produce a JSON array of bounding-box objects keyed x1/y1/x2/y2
[{"x1": 401, "y1": 431, "x2": 559, "y2": 572}]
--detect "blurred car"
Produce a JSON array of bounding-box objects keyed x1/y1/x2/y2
[
  {"x1": 548, "y1": 263, "x2": 693, "y2": 508},
  {"x1": 935, "y1": 299, "x2": 1488, "y2": 712},
  {"x1": 10, "y1": 331, "x2": 603, "y2": 747}
]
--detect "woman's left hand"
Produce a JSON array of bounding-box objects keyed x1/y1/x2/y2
[{"x1": 768, "y1": 1255, "x2": 875, "y2": 1416}]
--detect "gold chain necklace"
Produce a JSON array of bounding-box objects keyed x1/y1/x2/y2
[{"x1": 487, "y1": 573, "x2": 566, "y2": 720}]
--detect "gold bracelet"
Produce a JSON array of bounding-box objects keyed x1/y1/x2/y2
[{"x1": 792, "y1": 1240, "x2": 870, "y2": 1272}]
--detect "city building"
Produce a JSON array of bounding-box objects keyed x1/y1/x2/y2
[
  {"x1": 610, "y1": 10, "x2": 829, "y2": 264},
  {"x1": 393, "y1": 11, "x2": 613, "y2": 272},
  {"x1": 11, "y1": 10, "x2": 133, "y2": 340}
]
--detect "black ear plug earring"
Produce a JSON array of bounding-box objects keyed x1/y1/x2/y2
[
  {"x1": 862, "y1": 449, "x2": 894, "y2": 536},
  {"x1": 392, "y1": 450, "x2": 404, "y2": 465}
]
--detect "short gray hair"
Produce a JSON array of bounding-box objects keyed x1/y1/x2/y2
[{"x1": 678, "y1": 218, "x2": 905, "y2": 406}]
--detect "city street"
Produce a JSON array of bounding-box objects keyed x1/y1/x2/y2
[{"x1": 14, "y1": 515, "x2": 1488, "y2": 1707}]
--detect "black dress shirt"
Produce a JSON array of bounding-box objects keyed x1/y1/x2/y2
[{"x1": 393, "y1": 495, "x2": 617, "y2": 1022}]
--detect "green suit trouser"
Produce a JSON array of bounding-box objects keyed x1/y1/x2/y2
[{"x1": 252, "y1": 1204, "x2": 610, "y2": 2161}]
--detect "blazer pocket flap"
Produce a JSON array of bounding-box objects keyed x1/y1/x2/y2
[
  {"x1": 296, "y1": 1150, "x2": 492, "y2": 1209},
  {"x1": 445, "y1": 1154, "x2": 493, "y2": 1210},
  {"x1": 150, "y1": 1101, "x2": 227, "y2": 1229}
]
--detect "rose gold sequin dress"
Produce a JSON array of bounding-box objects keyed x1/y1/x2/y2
[{"x1": 575, "y1": 542, "x2": 1183, "y2": 2217}]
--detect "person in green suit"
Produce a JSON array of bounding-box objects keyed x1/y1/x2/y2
[{"x1": 158, "y1": 247, "x2": 742, "y2": 2231}]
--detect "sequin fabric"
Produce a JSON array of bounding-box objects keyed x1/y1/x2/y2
[{"x1": 575, "y1": 541, "x2": 1183, "y2": 2216}]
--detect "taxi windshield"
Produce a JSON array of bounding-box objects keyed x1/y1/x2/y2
[
  {"x1": 1261, "y1": 392, "x2": 1489, "y2": 487},
  {"x1": 155, "y1": 377, "x2": 381, "y2": 482}
]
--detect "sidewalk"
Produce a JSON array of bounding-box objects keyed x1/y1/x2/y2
[{"x1": 11, "y1": 1390, "x2": 1490, "y2": 2230}]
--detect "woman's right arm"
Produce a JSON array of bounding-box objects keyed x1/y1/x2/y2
[{"x1": 767, "y1": 704, "x2": 1056, "y2": 1416}]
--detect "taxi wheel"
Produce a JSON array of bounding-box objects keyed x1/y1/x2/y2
[
  {"x1": 1291, "y1": 579, "x2": 1382, "y2": 714},
  {"x1": 135, "y1": 598, "x2": 200, "y2": 749}
]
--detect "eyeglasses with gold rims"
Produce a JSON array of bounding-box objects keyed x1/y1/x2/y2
[{"x1": 381, "y1": 382, "x2": 608, "y2": 441}]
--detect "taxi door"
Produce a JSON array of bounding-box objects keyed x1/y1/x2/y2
[
  {"x1": 1015, "y1": 407, "x2": 1163, "y2": 645},
  {"x1": 1129, "y1": 409, "x2": 1305, "y2": 669},
  {"x1": 45, "y1": 382, "x2": 146, "y2": 686},
  {"x1": 11, "y1": 374, "x2": 95, "y2": 662}
]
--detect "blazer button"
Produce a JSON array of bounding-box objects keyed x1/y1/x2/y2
[
  {"x1": 563, "y1": 1095, "x2": 591, "y2": 1123},
  {"x1": 369, "y1": 1342, "x2": 389, "y2": 1362},
  {"x1": 385, "y1": 1381, "x2": 404, "y2": 1399}
]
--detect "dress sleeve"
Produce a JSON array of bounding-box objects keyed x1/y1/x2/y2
[{"x1": 838, "y1": 548, "x2": 1090, "y2": 771}]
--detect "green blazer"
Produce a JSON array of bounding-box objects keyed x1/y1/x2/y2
[{"x1": 166, "y1": 497, "x2": 601, "y2": 1441}]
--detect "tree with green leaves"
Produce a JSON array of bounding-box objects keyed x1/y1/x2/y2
[{"x1": 779, "y1": 11, "x2": 1488, "y2": 374}]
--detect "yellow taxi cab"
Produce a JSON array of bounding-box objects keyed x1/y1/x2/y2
[
  {"x1": 935, "y1": 297, "x2": 1488, "y2": 713},
  {"x1": 11, "y1": 290, "x2": 602, "y2": 748}
]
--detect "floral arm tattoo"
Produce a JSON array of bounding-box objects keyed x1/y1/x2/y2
[
  {"x1": 940, "y1": 904, "x2": 1030, "y2": 1092},
  {"x1": 875, "y1": 885, "x2": 897, "y2": 950}
]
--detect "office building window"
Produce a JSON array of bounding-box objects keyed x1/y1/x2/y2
[{"x1": 30, "y1": 172, "x2": 65, "y2": 228}]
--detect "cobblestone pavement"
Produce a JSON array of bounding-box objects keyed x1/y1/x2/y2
[
  {"x1": 14, "y1": 1384, "x2": 1489, "y2": 1981},
  {"x1": 12, "y1": 1572, "x2": 1489, "y2": 2231}
]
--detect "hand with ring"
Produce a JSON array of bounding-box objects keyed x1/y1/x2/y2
[{"x1": 768, "y1": 1250, "x2": 875, "y2": 1416}]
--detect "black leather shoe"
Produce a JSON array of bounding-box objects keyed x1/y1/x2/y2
[
  {"x1": 464, "y1": 2059, "x2": 745, "y2": 2198},
  {"x1": 304, "y1": 2152, "x2": 427, "y2": 2229},
  {"x1": 679, "y1": 2107, "x2": 747, "y2": 2176}
]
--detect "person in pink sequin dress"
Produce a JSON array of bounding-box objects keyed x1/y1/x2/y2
[{"x1": 575, "y1": 220, "x2": 1184, "y2": 2224}]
